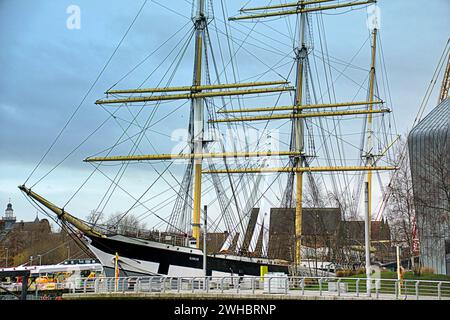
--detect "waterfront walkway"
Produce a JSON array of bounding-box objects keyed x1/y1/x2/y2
[{"x1": 61, "y1": 275, "x2": 450, "y2": 300}]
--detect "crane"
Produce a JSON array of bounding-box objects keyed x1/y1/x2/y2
[{"x1": 438, "y1": 42, "x2": 450, "y2": 103}]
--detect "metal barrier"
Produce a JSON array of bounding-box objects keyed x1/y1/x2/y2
[{"x1": 60, "y1": 275, "x2": 450, "y2": 300}]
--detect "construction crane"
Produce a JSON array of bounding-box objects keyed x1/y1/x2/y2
[{"x1": 438, "y1": 42, "x2": 450, "y2": 103}]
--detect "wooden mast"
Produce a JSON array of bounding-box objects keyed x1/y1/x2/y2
[
  {"x1": 94, "y1": 0, "x2": 386, "y2": 263},
  {"x1": 19, "y1": 2, "x2": 397, "y2": 273},
  {"x1": 293, "y1": 1, "x2": 307, "y2": 271},
  {"x1": 191, "y1": 0, "x2": 206, "y2": 248},
  {"x1": 365, "y1": 27, "x2": 378, "y2": 289}
]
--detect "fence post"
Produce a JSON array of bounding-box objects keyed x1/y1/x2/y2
[
  {"x1": 438, "y1": 282, "x2": 442, "y2": 300},
  {"x1": 221, "y1": 277, "x2": 224, "y2": 293},
  {"x1": 375, "y1": 280, "x2": 379, "y2": 299},
  {"x1": 301, "y1": 277, "x2": 305, "y2": 296},
  {"x1": 337, "y1": 279, "x2": 341, "y2": 297},
  {"x1": 83, "y1": 279, "x2": 87, "y2": 294},
  {"x1": 394, "y1": 280, "x2": 398, "y2": 299},
  {"x1": 94, "y1": 278, "x2": 99, "y2": 293},
  {"x1": 192, "y1": 278, "x2": 195, "y2": 293},
  {"x1": 268, "y1": 277, "x2": 271, "y2": 294},
  {"x1": 252, "y1": 276, "x2": 255, "y2": 295},
  {"x1": 415, "y1": 281, "x2": 420, "y2": 300},
  {"x1": 405, "y1": 280, "x2": 409, "y2": 299},
  {"x1": 162, "y1": 277, "x2": 166, "y2": 293},
  {"x1": 285, "y1": 277, "x2": 289, "y2": 295},
  {"x1": 356, "y1": 279, "x2": 360, "y2": 297},
  {"x1": 319, "y1": 278, "x2": 323, "y2": 296},
  {"x1": 149, "y1": 277, "x2": 153, "y2": 293}
]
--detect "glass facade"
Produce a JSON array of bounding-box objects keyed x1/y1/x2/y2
[{"x1": 408, "y1": 97, "x2": 450, "y2": 275}]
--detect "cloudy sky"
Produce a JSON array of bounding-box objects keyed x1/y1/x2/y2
[{"x1": 0, "y1": 0, "x2": 448, "y2": 227}]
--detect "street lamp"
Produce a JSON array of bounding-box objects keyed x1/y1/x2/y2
[
  {"x1": 37, "y1": 254, "x2": 42, "y2": 266},
  {"x1": 30, "y1": 255, "x2": 33, "y2": 266}
]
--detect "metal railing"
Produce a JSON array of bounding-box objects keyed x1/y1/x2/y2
[{"x1": 63, "y1": 275, "x2": 450, "y2": 300}]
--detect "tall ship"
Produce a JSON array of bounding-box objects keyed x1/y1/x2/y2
[{"x1": 20, "y1": 0, "x2": 398, "y2": 277}]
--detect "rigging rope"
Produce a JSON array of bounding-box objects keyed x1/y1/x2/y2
[
  {"x1": 99, "y1": 27, "x2": 196, "y2": 225},
  {"x1": 24, "y1": 0, "x2": 149, "y2": 186},
  {"x1": 375, "y1": 39, "x2": 450, "y2": 221}
]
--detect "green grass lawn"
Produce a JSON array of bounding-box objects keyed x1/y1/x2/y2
[
  {"x1": 348, "y1": 271, "x2": 450, "y2": 282},
  {"x1": 293, "y1": 272, "x2": 450, "y2": 297}
]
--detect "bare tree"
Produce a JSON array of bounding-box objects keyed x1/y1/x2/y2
[
  {"x1": 386, "y1": 138, "x2": 416, "y2": 264},
  {"x1": 414, "y1": 133, "x2": 450, "y2": 215},
  {"x1": 105, "y1": 212, "x2": 147, "y2": 236},
  {"x1": 409, "y1": 130, "x2": 449, "y2": 273},
  {"x1": 85, "y1": 210, "x2": 104, "y2": 226},
  {"x1": 387, "y1": 130, "x2": 450, "y2": 273}
]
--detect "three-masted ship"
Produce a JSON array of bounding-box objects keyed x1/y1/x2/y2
[{"x1": 20, "y1": 0, "x2": 397, "y2": 277}]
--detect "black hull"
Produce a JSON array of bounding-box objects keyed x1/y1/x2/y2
[{"x1": 87, "y1": 235, "x2": 289, "y2": 277}]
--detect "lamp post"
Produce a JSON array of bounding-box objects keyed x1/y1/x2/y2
[
  {"x1": 37, "y1": 254, "x2": 42, "y2": 266},
  {"x1": 29, "y1": 255, "x2": 33, "y2": 266},
  {"x1": 203, "y1": 205, "x2": 207, "y2": 277}
]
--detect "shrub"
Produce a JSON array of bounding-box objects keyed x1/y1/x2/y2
[
  {"x1": 413, "y1": 265, "x2": 421, "y2": 276},
  {"x1": 355, "y1": 268, "x2": 366, "y2": 275},
  {"x1": 304, "y1": 278, "x2": 318, "y2": 286},
  {"x1": 420, "y1": 267, "x2": 434, "y2": 275},
  {"x1": 336, "y1": 269, "x2": 352, "y2": 277}
]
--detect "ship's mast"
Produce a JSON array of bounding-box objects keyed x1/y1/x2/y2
[
  {"x1": 209, "y1": 0, "x2": 394, "y2": 272},
  {"x1": 365, "y1": 27, "x2": 377, "y2": 290},
  {"x1": 226, "y1": 0, "x2": 379, "y2": 271},
  {"x1": 294, "y1": 4, "x2": 307, "y2": 270},
  {"x1": 18, "y1": 1, "x2": 306, "y2": 251},
  {"x1": 192, "y1": 0, "x2": 206, "y2": 248},
  {"x1": 21, "y1": 1, "x2": 398, "y2": 273}
]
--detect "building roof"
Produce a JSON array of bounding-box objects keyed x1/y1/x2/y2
[
  {"x1": 12, "y1": 219, "x2": 51, "y2": 233},
  {"x1": 409, "y1": 97, "x2": 450, "y2": 139}
]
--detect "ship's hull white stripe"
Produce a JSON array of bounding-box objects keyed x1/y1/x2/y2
[{"x1": 85, "y1": 235, "x2": 289, "y2": 277}]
